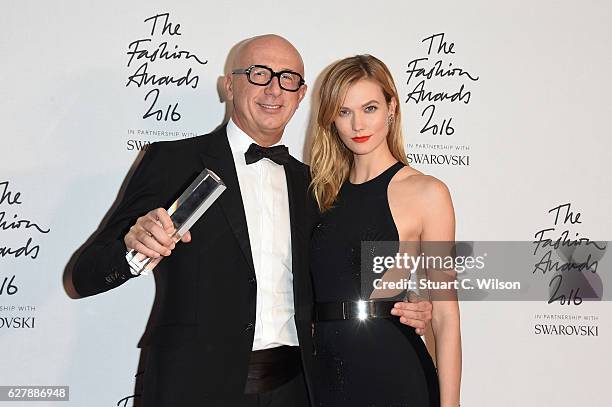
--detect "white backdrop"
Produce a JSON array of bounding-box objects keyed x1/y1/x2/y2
[{"x1": 1, "y1": 1, "x2": 611, "y2": 406}]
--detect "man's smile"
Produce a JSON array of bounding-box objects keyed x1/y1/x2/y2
[{"x1": 256, "y1": 102, "x2": 283, "y2": 111}]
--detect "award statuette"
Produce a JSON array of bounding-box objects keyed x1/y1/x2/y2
[{"x1": 125, "y1": 168, "x2": 226, "y2": 276}]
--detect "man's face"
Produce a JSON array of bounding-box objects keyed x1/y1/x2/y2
[{"x1": 225, "y1": 37, "x2": 307, "y2": 144}]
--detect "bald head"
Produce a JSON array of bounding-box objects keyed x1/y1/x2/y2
[
  {"x1": 234, "y1": 34, "x2": 305, "y2": 76},
  {"x1": 225, "y1": 34, "x2": 307, "y2": 146}
]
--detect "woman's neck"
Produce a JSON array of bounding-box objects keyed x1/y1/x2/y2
[{"x1": 349, "y1": 144, "x2": 398, "y2": 184}]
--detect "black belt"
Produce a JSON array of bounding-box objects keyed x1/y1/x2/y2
[
  {"x1": 315, "y1": 300, "x2": 396, "y2": 321},
  {"x1": 244, "y1": 345, "x2": 301, "y2": 394}
]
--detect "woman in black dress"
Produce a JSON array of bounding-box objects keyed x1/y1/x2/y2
[{"x1": 309, "y1": 55, "x2": 461, "y2": 406}]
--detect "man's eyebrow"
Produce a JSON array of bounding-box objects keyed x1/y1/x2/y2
[
  {"x1": 274, "y1": 65, "x2": 301, "y2": 73},
  {"x1": 253, "y1": 64, "x2": 300, "y2": 73}
]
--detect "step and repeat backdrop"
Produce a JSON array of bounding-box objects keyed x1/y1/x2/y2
[{"x1": 1, "y1": 1, "x2": 611, "y2": 406}]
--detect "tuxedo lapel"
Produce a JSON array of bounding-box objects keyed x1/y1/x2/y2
[
  {"x1": 283, "y1": 160, "x2": 307, "y2": 284},
  {"x1": 198, "y1": 127, "x2": 255, "y2": 275}
]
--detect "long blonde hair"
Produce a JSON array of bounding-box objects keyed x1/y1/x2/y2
[{"x1": 310, "y1": 54, "x2": 408, "y2": 212}]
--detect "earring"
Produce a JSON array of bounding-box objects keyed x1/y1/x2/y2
[{"x1": 387, "y1": 114, "x2": 394, "y2": 125}]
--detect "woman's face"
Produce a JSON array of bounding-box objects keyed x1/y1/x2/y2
[{"x1": 333, "y1": 78, "x2": 395, "y2": 156}]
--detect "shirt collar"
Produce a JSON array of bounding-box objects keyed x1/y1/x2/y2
[{"x1": 226, "y1": 118, "x2": 283, "y2": 157}]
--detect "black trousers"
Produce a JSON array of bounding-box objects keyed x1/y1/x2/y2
[{"x1": 240, "y1": 373, "x2": 310, "y2": 407}]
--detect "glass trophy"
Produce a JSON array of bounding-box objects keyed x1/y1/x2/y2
[{"x1": 125, "y1": 168, "x2": 226, "y2": 276}]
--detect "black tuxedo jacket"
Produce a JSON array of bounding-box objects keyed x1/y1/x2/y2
[{"x1": 72, "y1": 126, "x2": 320, "y2": 406}]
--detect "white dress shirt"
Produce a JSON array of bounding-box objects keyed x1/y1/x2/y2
[{"x1": 226, "y1": 119, "x2": 299, "y2": 350}]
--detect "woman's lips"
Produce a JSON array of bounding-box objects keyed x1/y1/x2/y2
[{"x1": 351, "y1": 135, "x2": 371, "y2": 143}]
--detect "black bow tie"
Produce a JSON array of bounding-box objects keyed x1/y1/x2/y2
[{"x1": 245, "y1": 143, "x2": 289, "y2": 165}]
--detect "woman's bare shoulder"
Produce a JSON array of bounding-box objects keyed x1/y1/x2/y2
[{"x1": 392, "y1": 166, "x2": 451, "y2": 200}]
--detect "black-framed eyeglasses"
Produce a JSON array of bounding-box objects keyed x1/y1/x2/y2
[{"x1": 232, "y1": 65, "x2": 305, "y2": 92}]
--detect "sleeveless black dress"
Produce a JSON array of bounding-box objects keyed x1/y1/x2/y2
[{"x1": 310, "y1": 162, "x2": 440, "y2": 407}]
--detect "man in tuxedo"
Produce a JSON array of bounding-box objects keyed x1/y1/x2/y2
[{"x1": 72, "y1": 34, "x2": 432, "y2": 407}]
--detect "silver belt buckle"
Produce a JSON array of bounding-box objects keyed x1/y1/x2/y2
[{"x1": 356, "y1": 300, "x2": 368, "y2": 320}]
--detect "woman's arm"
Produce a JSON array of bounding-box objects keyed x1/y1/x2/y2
[{"x1": 421, "y1": 178, "x2": 462, "y2": 407}]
